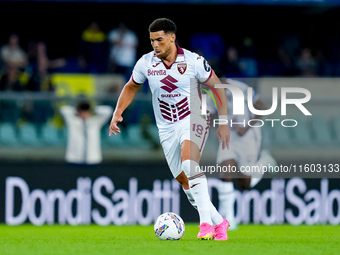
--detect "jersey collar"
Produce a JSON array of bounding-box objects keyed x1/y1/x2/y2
[
  {"x1": 176, "y1": 44, "x2": 185, "y2": 62},
  {"x1": 153, "y1": 43, "x2": 185, "y2": 66}
]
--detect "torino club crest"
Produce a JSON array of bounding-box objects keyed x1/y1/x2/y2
[{"x1": 177, "y1": 63, "x2": 187, "y2": 75}]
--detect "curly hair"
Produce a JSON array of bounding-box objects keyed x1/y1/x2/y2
[{"x1": 149, "y1": 18, "x2": 177, "y2": 34}]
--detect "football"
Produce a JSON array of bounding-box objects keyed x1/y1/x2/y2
[{"x1": 154, "y1": 212, "x2": 185, "y2": 240}]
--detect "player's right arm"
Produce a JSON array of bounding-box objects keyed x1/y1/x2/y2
[
  {"x1": 109, "y1": 79, "x2": 141, "y2": 136},
  {"x1": 110, "y1": 55, "x2": 147, "y2": 136}
]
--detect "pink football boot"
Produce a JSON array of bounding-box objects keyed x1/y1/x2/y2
[
  {"x1": 214, "y1": 218, "x2": 230, "y2": 241},
  {"x1": 197, "y1": 223, "x2": 215, "y2": 240}
]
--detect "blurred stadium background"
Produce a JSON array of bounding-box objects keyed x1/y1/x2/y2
[{"x1": 0, "y1": 0, "x2": 339, "y2": 227}]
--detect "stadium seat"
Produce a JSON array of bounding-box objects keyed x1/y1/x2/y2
[
  {"x1": 0, "y1": 122, "x2": 19, "y2": 146},
  {"x1": 19, "y1": 123, "x2": 41, "y2": 146},
  {"x1": 292, "y1": 117, "x2": 313, "y2": 146},
  {"x1": 333, "y1": 117, "x2": 340, "y2": 143},
  {"x1": 61, "y1": 129, "x2": 68, "y2": 145},
  {"x1": 271, "y1": 123, "x2": 292, "y2": 147},
  {"x1": 310, "y1": 116, "x2": 333, "y2": 145},
  {"x1": 105, "y1": 124, "x2": 149, "y2": 148},
  {"x1": 126, "y1": 124, "x2": 151, "y2": 147},
  {"x1": 105, "y1": 124, "x2": 126, "y2": 148},
  {"x1": 261, "y1": 125, "x2": 275, "y2": 148},
  {"x1": 41, "y1": 123, "x2": 64, "y2": 146},
  {"x1": 149, "y1": 125, "x2": 159, "y2": 141}
]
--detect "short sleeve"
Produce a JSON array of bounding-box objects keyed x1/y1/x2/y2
[
  {"x1": 195, "y1": 55, "x2": 213, "y2": 83},
  {"x1": 131, "y1": 57, "x2": 147, "y2": 85}
]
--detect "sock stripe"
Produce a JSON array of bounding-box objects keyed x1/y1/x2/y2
[{"x1": 188, "y1": 172, "x2": 205, "y2": 180}]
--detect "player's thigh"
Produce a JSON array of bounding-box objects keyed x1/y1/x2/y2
[
  {"x1": 180, "y1": 139, "x2": 200, "y2": 163},
  {"x1": 189, "y1": 115, "x2": 210, "y2": 153},
  {"x1": 159, "y1": 130, "x2": 182, "y2": 178},
  {"x1": 180, "y1": 115, "x2": 209, "y2": 163}
]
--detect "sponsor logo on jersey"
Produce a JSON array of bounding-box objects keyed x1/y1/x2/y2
[
  {"x1": 177, "y1": 63, "x2": 187, "y2": 75},
  {"x1": 160, "y1": 75, "x2": 178, "y2": 93},
  {"x1": 161, "y1": 94, "x2": 181, "y2": 98},
  {"x1": 148, "y1": 69, "x2": 166, "y2": 76}
]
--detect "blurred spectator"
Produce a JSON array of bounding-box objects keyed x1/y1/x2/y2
[
  {"x1": 276, "y1": 34, "x2": 301, "y2": 76},
  {"x1": 0, "y1": 65, "x2": 24, "y2": 123},
  {"x1": 239, "y1": 36, "x2": 258, "y2": 77},
  {"x1": 107, "y1": 22, "x2": 138, "y2": 81},
  {"x1": 27, "y1": 41, "x2": 66, "y2": 91},
  {"x1": 279, "y1": 34, "x2": 301, "y2": 62},
  {"x1": 60, "y1": 101, "x2": 113, "y2": 165},
  {"x1": 0, "y1": 33, "x2": 28, "y2": 71},
  {"x1": 24, "y1": 41, "x2": 67, "y2": 129},
  {"x1": 296, "y1": 48, "x2": 319, "y2": 77},
  {"x1": 0, "y1": 34, "x2": 27, "y2": 123},
  {"x1": 318, "y1": 35, "x2": 340, "y2": 76},
  {"x1": 219, "y1": 43, "x2": 259, "y2": 78},
  {"x1": 189, "y1": 32, "x2": 225, "y2": 70},
  {"x1": 0, "y1": 64, "x2": 24, "y2": 91},
  {"x1": 78, "y1": 21, "x2": 108, "y2": 73},
  {"x1": 276, "y1": 46, "x2": 298, "y2": 76},
  {"x1": 219, "y1": 46, "x2": 244, "y2": 78}
]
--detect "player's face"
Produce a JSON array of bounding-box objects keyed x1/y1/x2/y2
[{"x1": 150, "y1": 31, "x2": 175, "y2": 59}]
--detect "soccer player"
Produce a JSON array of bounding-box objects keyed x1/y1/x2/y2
[
  {"x1": 209, "y1": 78, "x2": 277, "y2": 230},
  {"x1": 109, "y1": 18, "x2": 231, "y2": 240}
]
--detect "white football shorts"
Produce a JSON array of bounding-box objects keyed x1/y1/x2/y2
[
  {"x1": 159, "y1": 115, "x2": 210, "y2": 178},
  {"x1": 216, "y1": 127, "x2": 261, "y2": 167}
]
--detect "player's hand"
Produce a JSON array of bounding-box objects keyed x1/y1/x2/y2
[
  {"x1": 109, "y1": 114, "x2": 123, "y2": 136},
  {"x1": 216, "y1": 125, "x2": 230, "y2": 150}
]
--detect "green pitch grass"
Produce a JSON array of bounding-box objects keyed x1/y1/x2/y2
[{"x1": 0, "y1": 224, "x2": 339, "y2": 255}]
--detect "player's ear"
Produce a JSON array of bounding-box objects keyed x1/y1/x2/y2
[{"x1": 170, "y1": 33, "x2": 176, "y2": 43}]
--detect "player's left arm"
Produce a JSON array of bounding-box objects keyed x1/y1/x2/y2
[{"x1": 205, "y1": 70, "x2": 230, "y2": 150}]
